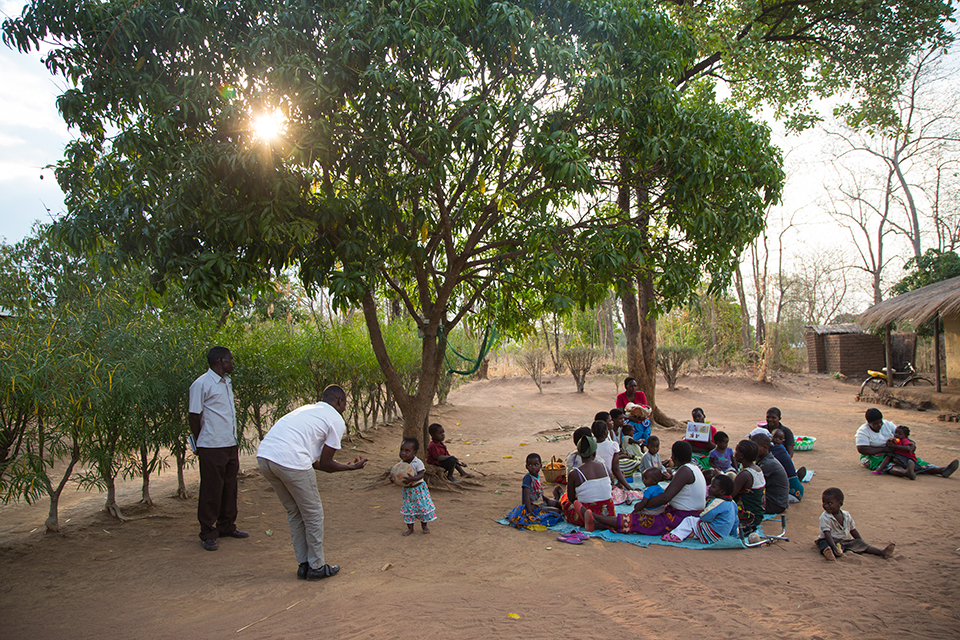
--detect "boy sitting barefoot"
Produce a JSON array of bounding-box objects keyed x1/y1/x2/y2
[
  {"x1": 426, "y1": 423, "x2": 473, "y2": 481},
  {"x1": 817, "y1": 487, "x2": 895, "y2": 560}
]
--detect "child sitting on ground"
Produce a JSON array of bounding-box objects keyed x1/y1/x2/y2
[
  {"x1": 618, "y1": 421, "x2": 644, "y2": 478},
  {"x1": 426, "y1": 423, "x2": 473, "y2": 481},
  {"x1": 610, "y1": 408, "x2": 626, "y2": 443},
  {"x1": 638, "y1": 435, "x2": 672, "y2": 479},
  {"x1": 505, "y1": 453, "x2": 563, "y2": 529},
  {"x1": 817, "y1": 487, "x2": 895, "y2": 560},
  {"x1": 874, "y1": 425, "x2": 918, "y2": 479},
  {"x1": 771, "y1": 428, "x2": 805, "y2": 501},
  {"x1": 708, "y1": 431, "x2": 736, "y2": 476},
  {"x1": 661, "y1": 474, "x2": 739, "y2": 544}
]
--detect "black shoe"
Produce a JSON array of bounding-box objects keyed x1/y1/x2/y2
[
  {"x1": 202, "y1": 538, "x2": 218, "y2": 551},
  {"x1": 305, "y1": 564, "x2": 340, "y2": 581},
  {"x1": 222, "y1": 529, "x2": 250, "y2": 539},
  {"x1": 297, "y1": 563, "x2": 309, "y2": 580}
]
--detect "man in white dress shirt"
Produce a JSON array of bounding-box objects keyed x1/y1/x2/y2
[{"x1": 189, "y1": 346, "x2": 247, "y2": 551}]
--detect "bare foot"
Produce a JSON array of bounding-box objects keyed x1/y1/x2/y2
[
  {"x1": 461, "y1": 472, "x2": 475, "y2": 478},
  {"x1": 402, "y1": 528, "x2": 414, "y2": 536},
  {"x1": 882, "y1": 542, "x2": 896, "y2": 558},
  {"x1": 421, "y1": 525, "x2": 430, "y2": 534},
  {"x1": 822, "y1": 547, "x2": 836, "y2": 561}
]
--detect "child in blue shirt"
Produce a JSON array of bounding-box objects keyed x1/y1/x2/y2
[
  {"x1": 772, "y1": 429, "x2": 805, "y2": 501},
  {"x1": 661, "y1": 475, "x2": 739, "y2": 544}
]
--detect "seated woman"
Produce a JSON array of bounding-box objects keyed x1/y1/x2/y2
[
  {"x1": 560, "y1": 436, "x2": 616, "y2": 526},
  {"x1": 615, "y1": 376, "x2": 647, "y2": 409},
  {"x1": 572, "y1": 441, "x2": 706, "y2": 536},
  {"x1": 731, "y1": 439, "x2": 765, "y2": 535},
  {"x1": 563, "y1": 426, "x2": 595, "y2": 477}
]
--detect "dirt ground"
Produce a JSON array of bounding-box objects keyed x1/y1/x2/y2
[{"x1": 2, "y1": 372, "x2": 959, "y2": 639}]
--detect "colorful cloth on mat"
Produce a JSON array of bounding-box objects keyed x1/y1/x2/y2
[
  {"x1": 861, "y1": 453, "x2": 929, "y2": 471},
  {"x1": 504, "y1": 504, "x2": 562, "y2": 529},
  {"x1": 614, "y1": 506, "x2": 701, "y2": 536},
  {"x1": 497, "y1": 503, "x2": 766, "y2": 549},
  {"x1": 611, "y1": 486, "x2": 644, "y2": 505},
  {"x1": 401, "y1": 482, "x2": 437, "y2": 525},
  {"x1": 559, "y1": 492, "x2": 615, "y2": 526},
  {"x1": 692, "y1": 452, "x2": 711, "y2": 471}
]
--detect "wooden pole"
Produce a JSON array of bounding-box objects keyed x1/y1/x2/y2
[
  {"x1": 934, "y1": 313, "x2": 942, "y2": 393},
  {"x1": 885, "y1": 324, "x2": 893, "y2": 387}
]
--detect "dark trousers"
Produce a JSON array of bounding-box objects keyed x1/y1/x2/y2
[{"x1": 197, "y1": 446, "x2": 239, "y2": 540}]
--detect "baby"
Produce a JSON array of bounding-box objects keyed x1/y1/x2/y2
[
  {"x1": 638, "y1": 468, "x2": 666, "y2": 515},
  {"x1": 638, "y1": 435, "x2": 672, "y2": 479}
]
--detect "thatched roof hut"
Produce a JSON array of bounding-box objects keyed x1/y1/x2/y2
[
  {"x1": 859, "y1": 276, "x2": 960, "y2": 388},
  {"x1": 859, "y1": 276, "x2": 960, "y2": 328}
]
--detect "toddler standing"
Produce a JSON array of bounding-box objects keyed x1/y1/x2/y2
[{"x1": 398, "y1": 437, "x2": 437, "y2": 535}]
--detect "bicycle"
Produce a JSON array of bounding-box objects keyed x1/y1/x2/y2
[{"x1": 859, "y1": 361, "x2": 934, "y2": 397}]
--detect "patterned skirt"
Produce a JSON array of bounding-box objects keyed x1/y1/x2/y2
[
  {"x1": 559, "y1": 493, "x2": 616, "y2": 527},
  {"x1": 401, "y1": 482, "x2": 437, "y2": 524},
  {"x1": 614, "y1": 506, "x2": 700, "y2": 536},
  {"x1": 737, "y1": 488, "x2": 765, "y2": 533}
]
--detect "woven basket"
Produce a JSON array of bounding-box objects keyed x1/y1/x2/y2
[
  {"x1": 542, "y1": 456, "x2": 566, "y2": 484},
  {"x1": 794, "y1": 436, "x2": 816, "y2": 451}
]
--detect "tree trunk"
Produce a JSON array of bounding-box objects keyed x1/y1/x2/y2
[
  {"x1": 176, "y1": 450, "x2": 189, "y2": 500},
  {"x1": 103, "y1": 475, "x2": 125, "y2": 520},
  {"x1": 602, "y1": 293, "x2": 615, "y2": 358},
  {"x1": 361, "y1": 291, "x2": 444, "y2": 441},
  {"x1": 734, "y1": 265, "x2": 752, "y2": 352},
  {"x1": 140, "y1": 443, "x2": 154, "y2": 507},
  {"x1": 44, "y1": 437, "x2": 81, "y2": 534}
]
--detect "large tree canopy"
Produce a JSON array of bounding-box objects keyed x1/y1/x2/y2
[{"x1": 3, "y1": 0, "x2": 784, "y2": 434}]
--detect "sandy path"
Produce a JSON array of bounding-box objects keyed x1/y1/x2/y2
[{"x1": 1, "y1": 372, "x2": 959, "y2": 639}]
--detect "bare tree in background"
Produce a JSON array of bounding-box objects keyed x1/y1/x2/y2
[{"x1": 823, "y1": 44, "x2": 960, "y2": 299}]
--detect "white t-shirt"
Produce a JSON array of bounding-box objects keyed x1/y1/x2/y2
[
  {"x1": 854, "y1": 420, "x2": 896, "y2": 448},
  {"x1": 669, "y1": 462, "x2": 707, "y2": 512},
  {"x1": 596, "y1": 439, "x2": 620, "y2": 477},
  {"x1": 188, "y1": 368, "x2": 237, "y2": 448},
  {"x1": 257, "y1": 402, "x2": 345, "y2": 470},
  {"x1": 409, "y1": 456, "x2": 426, "y2": 486}
]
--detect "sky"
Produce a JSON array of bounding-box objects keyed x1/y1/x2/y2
[{"x1": 0, "y1": 0, "x2": 71, "y2": 242}]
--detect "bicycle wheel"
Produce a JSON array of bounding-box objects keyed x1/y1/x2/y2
[
  {"x1": 902, "y1": 376, "x2": 934, "y2": 387},
  {"x1": 859, "y1": 377, "x2": 887, "y2": 396}
]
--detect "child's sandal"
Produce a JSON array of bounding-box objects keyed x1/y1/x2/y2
[{"x1": 661, "y1": 533, "x2": 682, "y2": 543}]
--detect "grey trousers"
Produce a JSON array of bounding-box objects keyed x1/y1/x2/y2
[{"x1": 257, "y1": 457, "x2": 325, "y2": 569}]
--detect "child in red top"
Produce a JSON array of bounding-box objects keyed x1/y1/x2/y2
[
  {"x1": 874, "y1": 425, "x2": 919, "y2": 478},
  {"x1": 426, "y1": 423, "x2": 473, "y2": 481}
]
